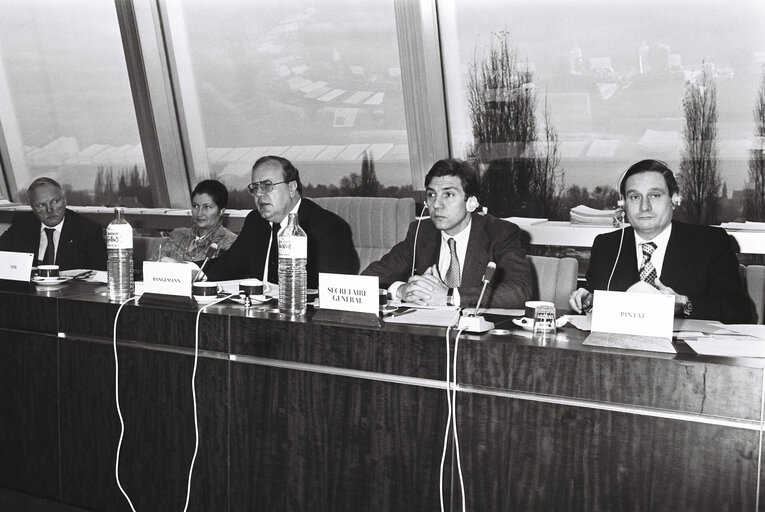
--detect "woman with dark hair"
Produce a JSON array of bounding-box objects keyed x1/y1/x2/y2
[{"x1": 160, "y1": 180, "x2": 237, "y2": 262}]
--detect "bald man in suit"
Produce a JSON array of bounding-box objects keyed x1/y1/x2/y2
[
  {"x1": 0, "y1": 177, "x2": 106, "y2": 270},
  {"x1": 363, "y1": 159, "x2": 532, "y2": 309}
]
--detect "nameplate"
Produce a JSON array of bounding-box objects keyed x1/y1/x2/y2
[
  {"x1": 142, "y1": 261, "x2": 192, "y2": 297},
  {"x1": 0, "y1": 251, "x2": 34, "y2": 281},
  {"x1": 319, "y1": 273, "x2": 379, "y2": 315},
  {"x1": 591, "y1": 290, "x2": 674, "y2": 339}
]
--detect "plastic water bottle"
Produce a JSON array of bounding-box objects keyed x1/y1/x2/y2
[
  {"x1": 278, "y1": 213, "x2": 307, "y2": 315},
  {"x1": 106, "y1": 207, "x2": 134, "y2": 301}
]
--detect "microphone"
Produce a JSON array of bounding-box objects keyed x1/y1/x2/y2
[
  {"x1": 472, "y1": 262, "x2": 496, "y2": 317},
  {"x1": 458, "y1": 261, "x2": 496, "y2": 333},
  {"x1": 195, "y1": 242, "x2": 219, "y2": 282}
]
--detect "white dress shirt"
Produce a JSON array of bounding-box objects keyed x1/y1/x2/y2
[
  {"x1": 634, "y1": 223, "x2": 672, "y2": 278},
  {"x1": 38, "y1": 219, "x2": 65, "y2": 263}
]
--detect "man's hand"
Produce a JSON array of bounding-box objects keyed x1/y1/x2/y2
[
  {"x1": 569, "y1": 287, "x2": 593, "y2": 314},
  {"x1": 655, "y1": 279, "x2": 688, "y2": 315},
  {"x1": 397, "y1": 265, "x2": 450, "y2": 305}
]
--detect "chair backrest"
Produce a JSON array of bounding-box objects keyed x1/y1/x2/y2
[
  {"x1": 526, "y1": 255, "x2": 579, "y2": 313},
  {"x1": 311, "y1": 196, "x2": 416, "y2": 271},
  {"x1": 741, "y1": 264, "x2": 765, "y2": 324}
]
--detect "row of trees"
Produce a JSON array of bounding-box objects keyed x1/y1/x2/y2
[{"x1": 93, "y1": 165, "x2": 153, "y2": 207}]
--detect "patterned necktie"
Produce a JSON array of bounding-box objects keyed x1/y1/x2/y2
[
  {"x1": 443, "y1": 238, "x2": 461, "y2": 288},
  {"x1": 639, "y1": 242, "x2": 658, "y2": 288},
  {"x1": 42, "y1": 228, "x2": 55, "y2": 265}
]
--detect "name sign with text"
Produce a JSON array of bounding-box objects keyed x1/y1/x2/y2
[
  {"x1": 143, "y1": 261, "x2": 192, "y2": 297},
  {"x1": 319, "y1": 273, "x2": 379, "y2": 315},
  {"x1": 591, "y1": 290, "x2": 674, "y2": 339},
  {"x1": 0, "y1": 251, "x2": 34, "y2": 281}
]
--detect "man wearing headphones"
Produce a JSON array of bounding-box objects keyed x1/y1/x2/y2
[
  {"x1": 569, "y1": 159, "x2": 751, "y2": 323},
  {"x1": 363, "y1": 158, "x2": 532, "y2": 308}
]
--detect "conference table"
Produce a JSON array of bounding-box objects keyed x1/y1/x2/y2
[{"x1": 1, "y1": 282, "x2": 763, "y2": 511}]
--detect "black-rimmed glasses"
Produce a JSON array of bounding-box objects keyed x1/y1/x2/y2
[{"x1": 247, "y1": 180, "x2": 287, "y2": 195}]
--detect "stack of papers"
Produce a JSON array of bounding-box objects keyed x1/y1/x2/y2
[
  {"x1": 504, "y1": 217, "x2": 548, "y2": 226},
  {"x1": 570, "y1": 205, "x2": 619, "y2": 226},
  {"x1": 720, "y1": 221, "x2": 765, "y2": 231}
]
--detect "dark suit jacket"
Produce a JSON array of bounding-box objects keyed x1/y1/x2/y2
[
  {"x1": 204, "y1": 198, "x2": 359, "y2": 288},
  {"x1": 585, "y1": 220, "x2": 751, "y2": 323},
  {"x1": 0, "y1": 209, "x2": 107, "y2": 270},
  {"x1": 362, "y1": 213, "x2": 532, "y2": 308}
]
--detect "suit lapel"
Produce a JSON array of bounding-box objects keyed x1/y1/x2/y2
[
  {"x1": 56, "y1": 213, "x2": 74, "y2": 267},
  {"x1": 611, "y1": 228, "x2": 639, "y2": 290},
  {"x1": 461, "y1": 215, "x2": 489, "y2": 285},
  {"x1": 414, "y1": 222, "x2": 440, "y2": 275},
  {"x1": 659, "y1": 221, "x2": 690, "y2": 289}
]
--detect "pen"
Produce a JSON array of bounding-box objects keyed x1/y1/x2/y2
[{"x1": 392, "y1": 308, "x2": 416, "y2": 317}]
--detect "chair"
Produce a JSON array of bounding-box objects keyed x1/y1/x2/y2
[
  {"x1": 740, "y1": 264, "x2": 765, "y2": 324},
  {"x1": 311, "y1": 196, "x2": 415, "y2": 271},
  {"x1": 526, "y1": 255, "x2": 579, "y2": 313}
]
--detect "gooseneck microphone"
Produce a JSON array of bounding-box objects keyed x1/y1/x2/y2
[
  {"x1": 195, "y1": 242, "x2": 219, "y2": 282},
  {"x1": 457, "y1": 261, "x2": 496, "y2": 333},
  {"x1": 472, "y1": 262, "x2": 496, "y2": 317}
]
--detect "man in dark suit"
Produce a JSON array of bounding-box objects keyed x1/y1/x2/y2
[
  {"x1": 203, "y1": 156, "x2": 359, "y2": 287},
  {"x1": 569, "y1": 159, "x2": 750, "y2": 323},
  {"x1": 0, "y1": 177, "x2": 106, "y2": 270},
  {"x1": 362, "y1": 159, "x2": 532, "y2": 309}
]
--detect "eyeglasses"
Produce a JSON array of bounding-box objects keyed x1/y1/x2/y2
[
  {"x1": 247, "y1": 180, "x2": 287, "y2": 195},
  {"x1": 31, "y1": 196, "x2": 65, "y2": 212}
]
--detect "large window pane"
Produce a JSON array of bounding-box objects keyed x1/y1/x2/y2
[
  {"x1": 167, "y1": 0, "x2": 412, "y2": 207},
  {"x1": 0, "y1": 0, "x2": 151, "y2": 206},
  {"x1": 441, "y1": 0, "x2": 765, "y2": 223}
]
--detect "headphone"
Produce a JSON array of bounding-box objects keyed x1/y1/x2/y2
[{"x1": 409, "y1": 195, "x2": 482, "y2": 277}]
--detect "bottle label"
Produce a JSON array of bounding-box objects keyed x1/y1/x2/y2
[
  {"x1": 106, "y1": 223, "x2": 133, "y2": 249},
  {"x1": 278, "y1": 236, "x2": 307, "y2": 259}
]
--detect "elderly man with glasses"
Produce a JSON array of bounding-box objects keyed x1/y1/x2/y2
[
  {"x1": 0, "y1": 177, "x2": 107, "y2": 270},
  {"x1": 203, "y1": 155, "x2": 359, "y2": 287}
]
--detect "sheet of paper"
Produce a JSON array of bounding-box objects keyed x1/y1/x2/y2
[
  {"x1": 384, "y1": 307, "x2": 461, "y2": 327},
  {"x1": 673, "y1": 318, "x2": 734, "y2": 334},
  {"x1": 567, "y1": 314, "x2": 592, "y2": 331},
  {"x1": 686, "y1": 338, "x2": 765, "y2": 358},
  {"x1": 717, "y1": 324, "x2": 765, "y2": 339}
]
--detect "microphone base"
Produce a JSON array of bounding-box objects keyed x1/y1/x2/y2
[{"x1": 458, "y1": 313, "x2": 495, "y2": 333}]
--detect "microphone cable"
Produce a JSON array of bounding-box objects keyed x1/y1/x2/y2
[
  {"x1": 411, "y1": 203, "x2": 429, "y2": 277},
  {"x1": 113, "y1": 295, "x2": 140, "y2": 512},
  {"x1": 606, "y1": 201, "x2": 624, "y2": 292},
  {"x1": 439, "y1": 309, "x2": 466, "y2": 512},
  {"x1": 113, "y1": 291, "x2": 237, "y2": 512}
]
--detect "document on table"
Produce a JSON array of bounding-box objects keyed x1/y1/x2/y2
[{"x1": 384, "y1": 306, "x2": 461, "y2": 327}]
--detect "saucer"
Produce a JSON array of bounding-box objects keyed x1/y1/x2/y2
[
  {"x1": 229, "y1": 294, "x2": 273, "y2": 305},
  {"x1": 512, "y1": 316, "x2": 570, "y2": 331},
  {"x1": 194, "y1": 294, "x2": 221, "y2": 304},
  {"x1": 32, "y1": 276, "x2": 72, "y2": 289},
  {"x1": 512, "y1": 317, "x2": 534, "y2": 331}
]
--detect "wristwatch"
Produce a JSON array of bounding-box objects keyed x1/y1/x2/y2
[
  {"x1": 681, "y1": 297, "x2": 693, "y2": 317},
  {"x1": 446, "y1": 287, "x2": 454, "y2": 306}
]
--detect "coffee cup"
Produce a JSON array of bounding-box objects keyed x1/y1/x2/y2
[
  {"x1": 240, "y1": 278, "x2": 264, "y2": 297},
  {"x1": 525, "y1": 300, "x2": 553, "y2": 320},
  {"x1": 192, "y1": 282, "x2": 219, "y2": 297},
  {"x1": 38, "y1": 265, "x2": 60, "y2": 279}
]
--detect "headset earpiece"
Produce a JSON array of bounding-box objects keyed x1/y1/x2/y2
[
  {"x1": 671, "y1": 194, "x2": 682, "y2": 207},
  {"x1": 617, "y1": 198, "x2": 624, "y2": 208}
]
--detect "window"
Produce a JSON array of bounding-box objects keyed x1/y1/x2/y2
[
  {"x1": 440, "y1": 0, "x2": 765, "y2": 223},
  {"x1": 164, "y1": 0, "x2": 412, "y2": 208},
  {"x1": 0, "y1": 0, "x2": 150, "y2": 206}
]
